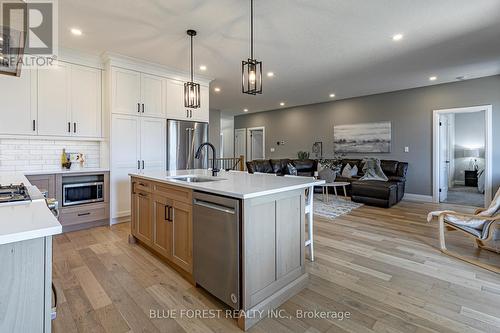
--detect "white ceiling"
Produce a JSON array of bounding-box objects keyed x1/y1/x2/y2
[{"x1": 59, "y1": 0, "x2": 500, "y2": 116}]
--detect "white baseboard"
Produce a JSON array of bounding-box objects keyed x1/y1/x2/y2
[
  {"x1": 403, "y1": 193, "x2": 433, "y2": 203},
  {"x1": 111, "y1": 215, "x2": 131, "y2": 225}
]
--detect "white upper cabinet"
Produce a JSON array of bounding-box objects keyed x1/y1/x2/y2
[
  {"x1": 71, "y1": 64, "x2": 102, "y2": 137},
  {"x1": 0, "y1": 69, "x2": 37, "y2": 135},
  {"x1": 111, "y1": 67, "x2": 165, "y2": 118},
  {"x1": 112, "y1": 67, "x2": 141, "y2": 115},
  {"x1": 165, "y1": 79, "x2": 209, "y2": 122},
  {"x1": 37, "y1": 61, "x2": 102, "y2": 138},
  {"x1": 141, "y1": 74, "x2": 164, "y2": 118},
  {"x1": 38, "y1": 62, "x2": 72, "y2": 136}
]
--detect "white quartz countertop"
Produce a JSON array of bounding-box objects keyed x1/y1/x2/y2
[
  {"x1": 0, "y1": 173, "x2": 62, "y2": 245},
  {"x1": 24, "y1": 167, "x2": 110, "y2": 176},
  {"x1": 129, "y1": 169, "x2": 325, "y2": 199}
]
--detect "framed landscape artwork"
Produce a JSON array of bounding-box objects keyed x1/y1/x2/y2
[{"x1": 334, "y1": 121, "x2": 392, "y2": 153}]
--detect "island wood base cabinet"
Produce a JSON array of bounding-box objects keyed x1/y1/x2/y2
[
  {"x1": 129, "y1": 175, "x2": 308, "y2": 331},
  {"x1": 130, "y1": 177, "x2": 193, "y2": 279}
]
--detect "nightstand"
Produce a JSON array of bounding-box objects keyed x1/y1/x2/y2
[{"x1": 465, "y1": 170, "x2": 478, "y2": 187}]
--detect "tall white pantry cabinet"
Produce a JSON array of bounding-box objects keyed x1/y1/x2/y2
[{"x1": 104, "y1": 56, "x2": 210, "y2": 220}]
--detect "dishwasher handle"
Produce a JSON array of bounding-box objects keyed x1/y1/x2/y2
[{"x1": 193, "y1": 199, "x2": 235, "y2": 215}]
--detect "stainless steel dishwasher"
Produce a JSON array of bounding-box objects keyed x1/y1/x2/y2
[{"x1": 193, "y1": 191, "x2": 240, "y2": 310}]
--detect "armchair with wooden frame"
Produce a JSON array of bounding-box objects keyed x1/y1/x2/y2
[{"x1": 428, "y1": 189, "x2": 500, "y2": 273}]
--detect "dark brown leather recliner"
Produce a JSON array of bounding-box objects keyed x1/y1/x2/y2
[{"x1": 246, "y1": 159, "x2": 318, "y2": 177}]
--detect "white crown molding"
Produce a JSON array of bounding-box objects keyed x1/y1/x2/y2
[
  {"x1": 58, "y1": 48, "x2": 104, "y2": 69},
  {"x1": 101, "y1": 52, "x2": 213, "y2": 86}
]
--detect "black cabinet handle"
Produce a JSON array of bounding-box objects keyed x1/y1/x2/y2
[
  {"x1": 138, "y1": 192, "x2": 147, "y2": 197},
  {"x1": 169, "y1": 206, "x2": 174, "y2": 222},
  {"x1": 142, "y1": 103, "x2": 145, "y2": 113},
  {"x1": 68, "y1": 122, "x2": 71, "y2": 133},
  {"x1": 142, "y1": 160, "x2": 145, "y2": 169},
  {"x1": 73, "y1": 122, "x2": 76, "y2": 133},
  {"x1": 138, "y1": 103, "x2": 141, "y2": 113},
  {"x1": 137, "y1": 160, "x2": 140, "y2": 170},
  {"x1": 32, "y1": 120, "x2": 36, "y2": 131},
  {"x1": 77, "y1": 212, "x2": 91, "y2": 217},
  {"x1": 164, "y1": 205, "x2": 169, "y2": 221},
  {"x1": 190, "y1": 110, "x2": 192, "y2": 118}
]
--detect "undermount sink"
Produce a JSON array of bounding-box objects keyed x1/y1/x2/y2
[{"x1": 167, "y1": 176, "x2": 225, "y2": 183}]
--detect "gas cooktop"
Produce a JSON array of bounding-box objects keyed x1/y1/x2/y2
[{"x1": 0, "y1": 184, "x2": 31, "y2": 204}]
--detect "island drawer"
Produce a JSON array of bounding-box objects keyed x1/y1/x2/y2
[
  {"x1": 59, "y1": 205, "x2": 107, "y2": 227},
  {"x1": 132, "y1": 178, "x2": 152, "y2": 193},
  {"x1": 154, "y1": 183, "x2": 192, "y2": 204}
]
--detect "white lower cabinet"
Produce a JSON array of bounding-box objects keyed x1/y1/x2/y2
[{"x1": 111, "y1": 114, "x2": 165, "y2": 218}]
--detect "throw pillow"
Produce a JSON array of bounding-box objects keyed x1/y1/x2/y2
[
  {"x1": 318, "y1": 168, "x2": 336, "y2": 183},
  {"x1": 341, "y1": 164, "x2": 352, "y2": 178},
  {"x1": 359, "y1": 158, "x2": 388, "y2": 181},
  {"x1": 351, "y1": 165, "x2": 358, "y2": 177},
  {"x1": 287, "y1": 163, "x2": 298, "y2": 176}
]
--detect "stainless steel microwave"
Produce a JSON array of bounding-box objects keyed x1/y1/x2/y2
[{"x1": 62, "y1": 182, "x2": 104, "y2": 206}]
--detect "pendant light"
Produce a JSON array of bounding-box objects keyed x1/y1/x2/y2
[
  {"x1": 185, "y1": 29, "x2": 200, "y2": 108},
  {"x1": 242, "y1": 0, "x2": 262, "y2": 95}
]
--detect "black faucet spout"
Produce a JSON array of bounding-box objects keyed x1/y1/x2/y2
[{"x1": 195, "y1": 142, "x2": 219, "y2": 177}]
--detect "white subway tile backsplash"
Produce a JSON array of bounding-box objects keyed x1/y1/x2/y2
[{"x1": 0, "y1": 138, "x2": 101, "y2": 172}]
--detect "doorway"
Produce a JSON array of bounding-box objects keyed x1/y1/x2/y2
[
  {"x1": 433, "y1": 105, "x2": 492, "y2": 207},
  {"x1": 247, "y1": 127, "x2": 265, "y2": 161},
  {"x1": 235, "y1": 128, "x2": 247, "y2": 161}
]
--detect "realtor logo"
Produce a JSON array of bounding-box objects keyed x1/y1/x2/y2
[{"x1": 0, "y1": 0, "x2": 58, "y2": 72}]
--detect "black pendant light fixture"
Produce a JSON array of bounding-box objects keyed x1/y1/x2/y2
[
  {"x1": 185, "y1": 29, "x2": 201, "y2": 108},
  {"x1": 242, "y1": 0, "x2": 262, "y2": 95}
]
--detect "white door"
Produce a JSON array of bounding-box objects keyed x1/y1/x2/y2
[
  {"x1": 190, "y1": 85, "x2": 210, "y2": 123},
  {"x1": 140, "y1": 117, "x2": 166, "y2": 172},
  {"x1": 38, "y1": 62, "x2": 71, "y2": 136},
  {"x1": 248, "y1": 129, "x2": 265, "y2": 160},
  {"x1": 0, "y1": 69, "x2": 37, "y2": 135},
  {"x1": 235, "y1": 128, "x2": 246, "y2": 162},
  {"x1": 141, "y1": 73, "x2": 164, "y2": 118},
  {"x1": 71, "y1": 64, "x2": 102, "y2": 137},
  {"x1": 439, "y1": 115, "x2": 450, "y2": 202},
  {"x1": 165, "y1": 79, "x2": 190, "y2": 120},
  {"x1": 111, "y1": 114, "x2": 140, "y2": 218},
  {"x1": 111, "y1": 67, "x2": 141, "y2": 115}
]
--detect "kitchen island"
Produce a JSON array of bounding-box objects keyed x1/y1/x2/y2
[{"x1": 129, "y1": 169, "x2": 323, "y2": 330}]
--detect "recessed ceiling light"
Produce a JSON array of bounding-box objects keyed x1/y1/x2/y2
[
  {"x1": 329, "y1": 93, "x2": 336, "y2": 98},
  {"x1": 199, "y1": 65, "x2": 207, "y2": 71},
  {"x1": 243, "y1": 108, "x2": 249, "y2": 112},
  {"x1": 71, "y1": 28, "x2": 83, "y2": 36},
  {"x1": 429, "y1": 76, "x2": 437, "y2": 81},
  {"x1": 267, "y1": 72, "x2": 274, "y2": 77},
  {"x1": 214, "y1": 87, "x2": 221, "y2": 92},
  {"x1": 0, "y1": 37, "x2": 3, "y2": 41},
  {"x1": 392, "y1": 33, "x2": 404, "y2": 41},
  {"x1": 280, "y1": 102, "x2": 285, "y2": 106}
]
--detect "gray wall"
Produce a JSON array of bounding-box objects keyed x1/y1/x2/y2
[
  {"x1": 234, "y1": 75, "x2": 500, "y2": 196},
  {"x1": 209, "y1": 109, "x2": 221, "y2": 156},
  {"x1": 453, "y1": 112, "x2": 485, "y2": 183}
]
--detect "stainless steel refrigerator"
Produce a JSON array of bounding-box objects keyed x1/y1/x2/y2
[{"x1": 167, "y1": 120, "x2": 209, "y2": 170}]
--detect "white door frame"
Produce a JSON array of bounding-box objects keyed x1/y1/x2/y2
[
  {"x1": 247, "y1": 126, "x2": 266, "y2": 160},
  {"x1": 234, "y1": 128, "x2": 247, "y2": 159},
  {"x1": 432, "y1": 105, "x2": 493, "y2": 207}
]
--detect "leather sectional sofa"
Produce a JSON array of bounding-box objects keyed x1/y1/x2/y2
[{"x1": 246, "y1": 158, "x2": 408, "y2": 208}]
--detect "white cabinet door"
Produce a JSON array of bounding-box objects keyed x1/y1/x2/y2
[
  {"x1": 190, "y1": 85, "x2": 210, "y2": 123},
  {"x1": 140, "y1": 117, "x2": 166, "y2": 171},
  {"x1": 111, "y1": 67, "x2": 141, "y2": 115},
  {"x1": 71, "y1": 65, "x2": 102, "y2": 138},
  {"x1": 111, "y1": 114, "x2": 140, "y2": 218},
  {"x1": 165, "y1": 79, "x2": 190, "y2": 121},
  {"x1": 38, "y1": 62, "x2": 71, "y2": 136},
  {"x1": 141, "y1": 74, "x2": 164, "y2": 118},
  {"x1": 0, "y1": 69, "x2": 37, "y2": 135}
]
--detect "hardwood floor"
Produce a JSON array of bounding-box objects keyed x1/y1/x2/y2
[{"x1": 52, "y1": 200, "x2": 500, "y2": 333}]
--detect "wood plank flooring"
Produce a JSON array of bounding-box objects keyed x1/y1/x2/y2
[{"x1": 52, "y1": 200, "x2": 500, "y2": 333}]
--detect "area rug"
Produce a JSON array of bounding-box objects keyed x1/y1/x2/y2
[{"x1": 313, "y1": 194, "x2": 363, "y2": 219}]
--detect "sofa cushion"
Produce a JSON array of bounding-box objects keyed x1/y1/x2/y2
[
  {"x1": 270, "y1": 159, "x2": 289, "y2": 174},
  {"x1": 380, "y1": 160, "x2": 399, "y2": 176},
  {"x1": 351, "y1": 180, "x2": 397, "y2": 199},
  {"x1": 292, "y1": 159, "x2": 318, "y2": 173},
  {"x1": 248, "y1": 160, "x2": 273, "y2": 173}
]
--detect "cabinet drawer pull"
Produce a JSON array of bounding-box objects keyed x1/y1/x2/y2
[
  {"x1": 164, "y1": 205, "x2": 169, "y2": 221},
  {"x1": 68, "y1": 122, "x2": 71, "y2": 133},
  {"x1": 168, "y1": 206, "x2": 174, "y2": 222},
  {"x1": 138, "y1": 192, "x2": 147, "y2": 197},
  {"x1": 142, "y1": 103, "x2": 145, "y2": 113},
  {"x1": 137, "y1": 160, "x2": 140, "y2": 170},
  {"x1": 137, "y1": 103, "x2": 141, "y2": 113},
  {"x1": 141, "y1": 160, "x2": 145, "y2": 170},
  {"x1": 73, "y1": 122, "x2": 77, "y2": 133},
  {"x1": 138, "y1": 182, "x2": 146, "y2": 187},
  {"x1": 32, "y1": 120, "x2": 36, "y2": 131},
  {"x1": 77, "y1": 212, "x2": 91, "y2": 217}
]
